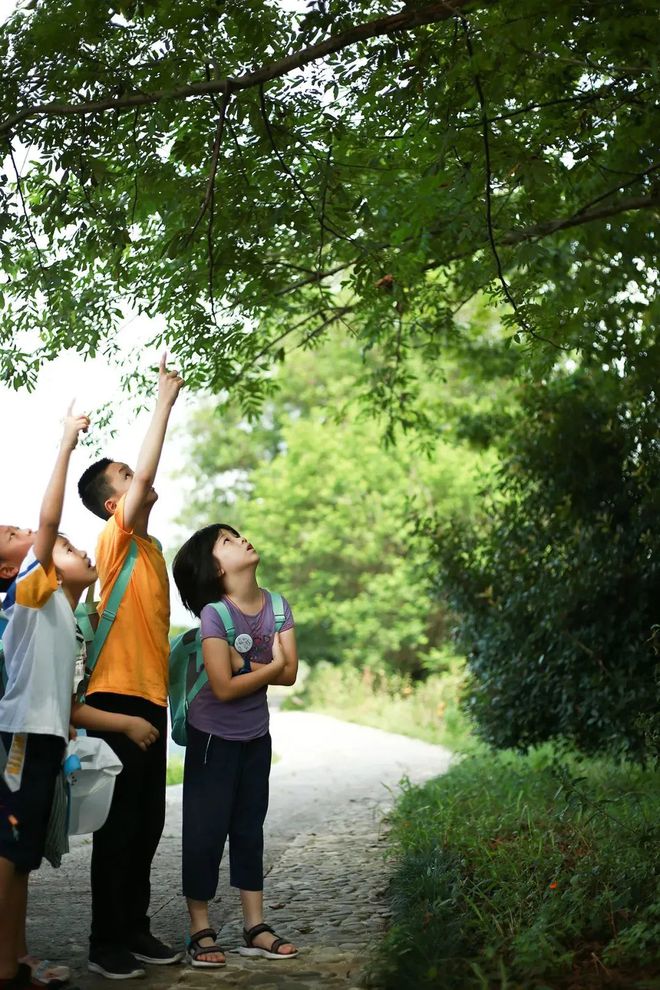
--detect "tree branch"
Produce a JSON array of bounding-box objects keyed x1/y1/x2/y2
[
  {"x1": 454, "y1": 82, "x2": 642, "y2": 131},
  {"x1": 228, "y1": 305, "x2": 354, "y2": 384},
  {"x1": 460, "y1": 15, "x2": 565, "y2": 348},
  {"x1": 186, "y1": 86, "x2": 232, "y2": 245},
  {"x1": 270, "y1": 192, "x2": 660, "y2": 302},
  {"x1": 499, "y1": 194, "x2": 660, "y2": 247},
  {"x1": 0, "y1": 1, "x2": 472, "y2": 137},
  {"x1": 317, "y1": 145, "x2": 332, "y2": 284},
  {"x1": 258, "y1": 85, "x2": 360, "y2": 254},
  {"x1": 7, "y1": 143, "x2": 50, "y2": 294}
]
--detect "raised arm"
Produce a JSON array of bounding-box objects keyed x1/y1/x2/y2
[
  {"x1": 123, "y1": 354, "x2": 184, "y2": 532},
  {"x1": 203, "y1": 636, "x2": 287, "y2": 701},
  {"x1": 33, "y1": 403, "x2": 90, "y2": 571}
]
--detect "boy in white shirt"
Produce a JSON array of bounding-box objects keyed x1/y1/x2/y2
[{"x1": 0, "y1": 408, "x2": 159, "y2": 990}]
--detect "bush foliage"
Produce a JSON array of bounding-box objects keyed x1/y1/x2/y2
[
  {"x1": 370, "y1": 750, "x2": 660, "y2": 990},
  {"x1": 432, "y1": 368, "x2": 660, "y2": 760}
]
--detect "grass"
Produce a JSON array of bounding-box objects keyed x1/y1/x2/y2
[
  {"x1": 166, "y1": 757, "x2": 185, "y2": 786},
  {"x1": 282, "y1": 654, "x2": 478, "y2": 753},
  {"x1": 367, "y1": 748, "x2": 660, "y2": 990}
]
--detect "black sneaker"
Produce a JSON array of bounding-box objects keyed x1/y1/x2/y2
[
  {"x1": 88, "y1": 947, "x2": 146, "y2": 980},
  {"x1": 128, "y1": 933, "x2": 183, "y2": 966}
]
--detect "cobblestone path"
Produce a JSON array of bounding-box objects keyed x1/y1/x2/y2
[{"x1": 27, "y1": 709, "x2": 452, "y2": 989}]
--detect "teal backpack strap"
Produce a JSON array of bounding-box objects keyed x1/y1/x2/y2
[
  {"x1": 267, "y1": 590, "x2": 286, "y2": 631},
  {"x1": 75, "y1": 610, "x2": 95, "y2": 645},
  {"x1": 184, "y1": 601, "x2": 236, "y2": 706},
  {"x1": 209, "y1": 600, "x2": 236, "y2": 646},
  {"x1": 186, "y1": 635, "x2": 208, "y2": 708},
  {"x1": 74, "y1": 586, "x2": 97, "y2": 645},
  {"x1": 85, "y1": 540, "x2": 138, "y2": 677}
]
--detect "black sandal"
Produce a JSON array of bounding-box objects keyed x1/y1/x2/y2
[
  {"x1": 186, "y1": 928, "x2": 226, "y2": 968},
  {"x1": 239, "y1": 923, "x2": 298, "y2": 959}
]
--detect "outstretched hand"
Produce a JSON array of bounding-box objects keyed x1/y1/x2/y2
[
  {"x1": 157, "y1": 352, "x2": 184, "y2": 408},
  {"x1": 62, "y1": 401, "x2": 90, "y2": 450}
]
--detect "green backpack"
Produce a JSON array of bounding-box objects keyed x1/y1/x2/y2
[{"x1": 168, "y1": 590, "x2": 285, "y2": 747}]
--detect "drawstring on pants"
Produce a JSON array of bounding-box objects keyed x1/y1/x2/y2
[{"x1": 204, "y1": 733, "x2": 212, "y2": 765}]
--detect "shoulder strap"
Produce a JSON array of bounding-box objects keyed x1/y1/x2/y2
[
  {"x1": 74, "y1": 585, "x2": 98, "y2": 644},
  {"x1": 267, "y1": 590, "x2": 286, "y2": 631},
  {"x1": 186, "y1": 644, "x2": 208, "y2": 708},
  {"x1": 74, "y1": 609, "x2": 95, "y2": 645},
  {"x1": 209, "y1": 600, "x2": 235, "y2": 646},
  {"x1": 85, "y1": 540, "x2": 138, "y2": 674}
]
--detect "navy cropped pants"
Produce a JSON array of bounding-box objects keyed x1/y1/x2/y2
[{"x1": 182, "y1": 724, "x2": 271, "y2": 901}]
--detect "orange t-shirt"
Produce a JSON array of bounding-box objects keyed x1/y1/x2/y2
[{"x1": 87, "y1": 495, "x2": 170, "y2": 706}]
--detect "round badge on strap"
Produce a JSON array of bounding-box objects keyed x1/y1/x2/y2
[{"x1": 235, "y1": 633, "x2": 253, "y2": 654}]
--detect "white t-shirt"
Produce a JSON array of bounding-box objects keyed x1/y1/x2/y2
[{"x1": 0, "y1": 548, "x2": 77, "y2": 741}]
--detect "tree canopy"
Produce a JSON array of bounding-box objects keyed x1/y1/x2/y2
[
  {"x1": 174, "y1": 328, "x2": 499, "y2": 674},
  {"x1": 1, "y1": 0, "x2": 657, "y2": 417}
]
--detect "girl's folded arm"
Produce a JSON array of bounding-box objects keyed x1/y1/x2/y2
[
  {"x1": 269, "y1": 628, "x2": 299, "y2": 687},
  {"x1": 203, "y1": 636, "x2": 285, "y2": 701}
]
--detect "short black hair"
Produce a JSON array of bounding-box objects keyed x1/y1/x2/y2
[
  {"x1": 172, "y1": 523, "x2": 240, "y2": 617},
  {"x1": 78, "y1": 458, "x2": 115, "y2": 520}
]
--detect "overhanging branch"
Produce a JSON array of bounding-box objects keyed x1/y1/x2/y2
[
  {"x1": 0, "y1": 1, "x2": 472, "y2": 137},
  {"x1": 273, "y1": 193, "x2": 660, "y2": 298},
  {"x1": 499, "y1": 194, "x2": 660, "y2": 247}
]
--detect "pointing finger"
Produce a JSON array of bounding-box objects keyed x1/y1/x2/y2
[
  {"x1": 159, "y1": 352, "x2": 168, "y2": 373},
  {"x1": 67, "y1": 399, "x2": 75, "y2": 416}
]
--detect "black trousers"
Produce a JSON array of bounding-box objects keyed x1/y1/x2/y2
[
  {"x1": 182, "y1": 724, "x2": 271, "y2": 901},
  {"x1": 85, "y1": 693, "x2": 168, "y2": 950}
]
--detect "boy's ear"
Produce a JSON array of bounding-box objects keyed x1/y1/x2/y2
[
  {"x1": 0, "y1": 562, "x2": 18, "y2": 580},
  {"x1": 104, "y1": 496, "x2": 118, "y2": 516}
]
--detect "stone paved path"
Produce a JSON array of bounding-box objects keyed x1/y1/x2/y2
[{"x1": 27, "y1": 708, "x2": 452, "y2": 989}]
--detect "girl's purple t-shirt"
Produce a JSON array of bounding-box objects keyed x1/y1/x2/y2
[{"x1": 189, "y1": 591, "x2": 294, "y2": 741}]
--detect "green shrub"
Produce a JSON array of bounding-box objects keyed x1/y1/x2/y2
[
  {"x1": 369, "y1": 750, "x2": 660, "y2": 989},
  {"x1": 433, "y1": 370, "x2": 660, "y2": 760}
]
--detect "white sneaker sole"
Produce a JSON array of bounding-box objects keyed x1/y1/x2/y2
[
  {"x1": 132, "y1": 953, "x2": 184, "y2": 966},
  {"x1": 87, "y1": 962, "x2": 146, "y2": 980}
]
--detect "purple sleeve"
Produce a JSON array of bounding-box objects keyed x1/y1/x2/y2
[
  {"x1": 280, "y1": 596, "x2": 294, "y2": 632},
  {"x1": 200, "y1": 604, "x2": 228, "y2": 641}
]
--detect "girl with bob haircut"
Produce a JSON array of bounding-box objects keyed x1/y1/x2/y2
[{"x1": 172, "y1": 524, "x2": 299, "y2": 968}]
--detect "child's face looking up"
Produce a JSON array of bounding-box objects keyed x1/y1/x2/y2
[
  {"x1": 53, "y1": 535, "x2": 98, "y2": 589},
  {"x1": 103, "y1": 462, "x2": 158, "y2": 514},
  {"x1": 212, "y1": 528, "x2": 259, "y2": 577}
]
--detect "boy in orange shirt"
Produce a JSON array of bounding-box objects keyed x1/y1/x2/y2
[{"x1": 77, "y1": 356, "x2": 184, "y2": 980}]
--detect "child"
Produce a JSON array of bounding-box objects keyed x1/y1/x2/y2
[
  {"x1": 76, "y1": 355, "x2": 183, "y2": 980},
  {"x1": 0, "y1": 408, "x2": 159, "y2": 990},
  {"x1": 0, "y1": 405, "x2": 91, "y2": 990},
  {"x1": 172, "y1": 523, "x2": 299, "y2": 967},
  {"x1": 18, "y1": 534, "x2": 161, "y2": 990}
]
